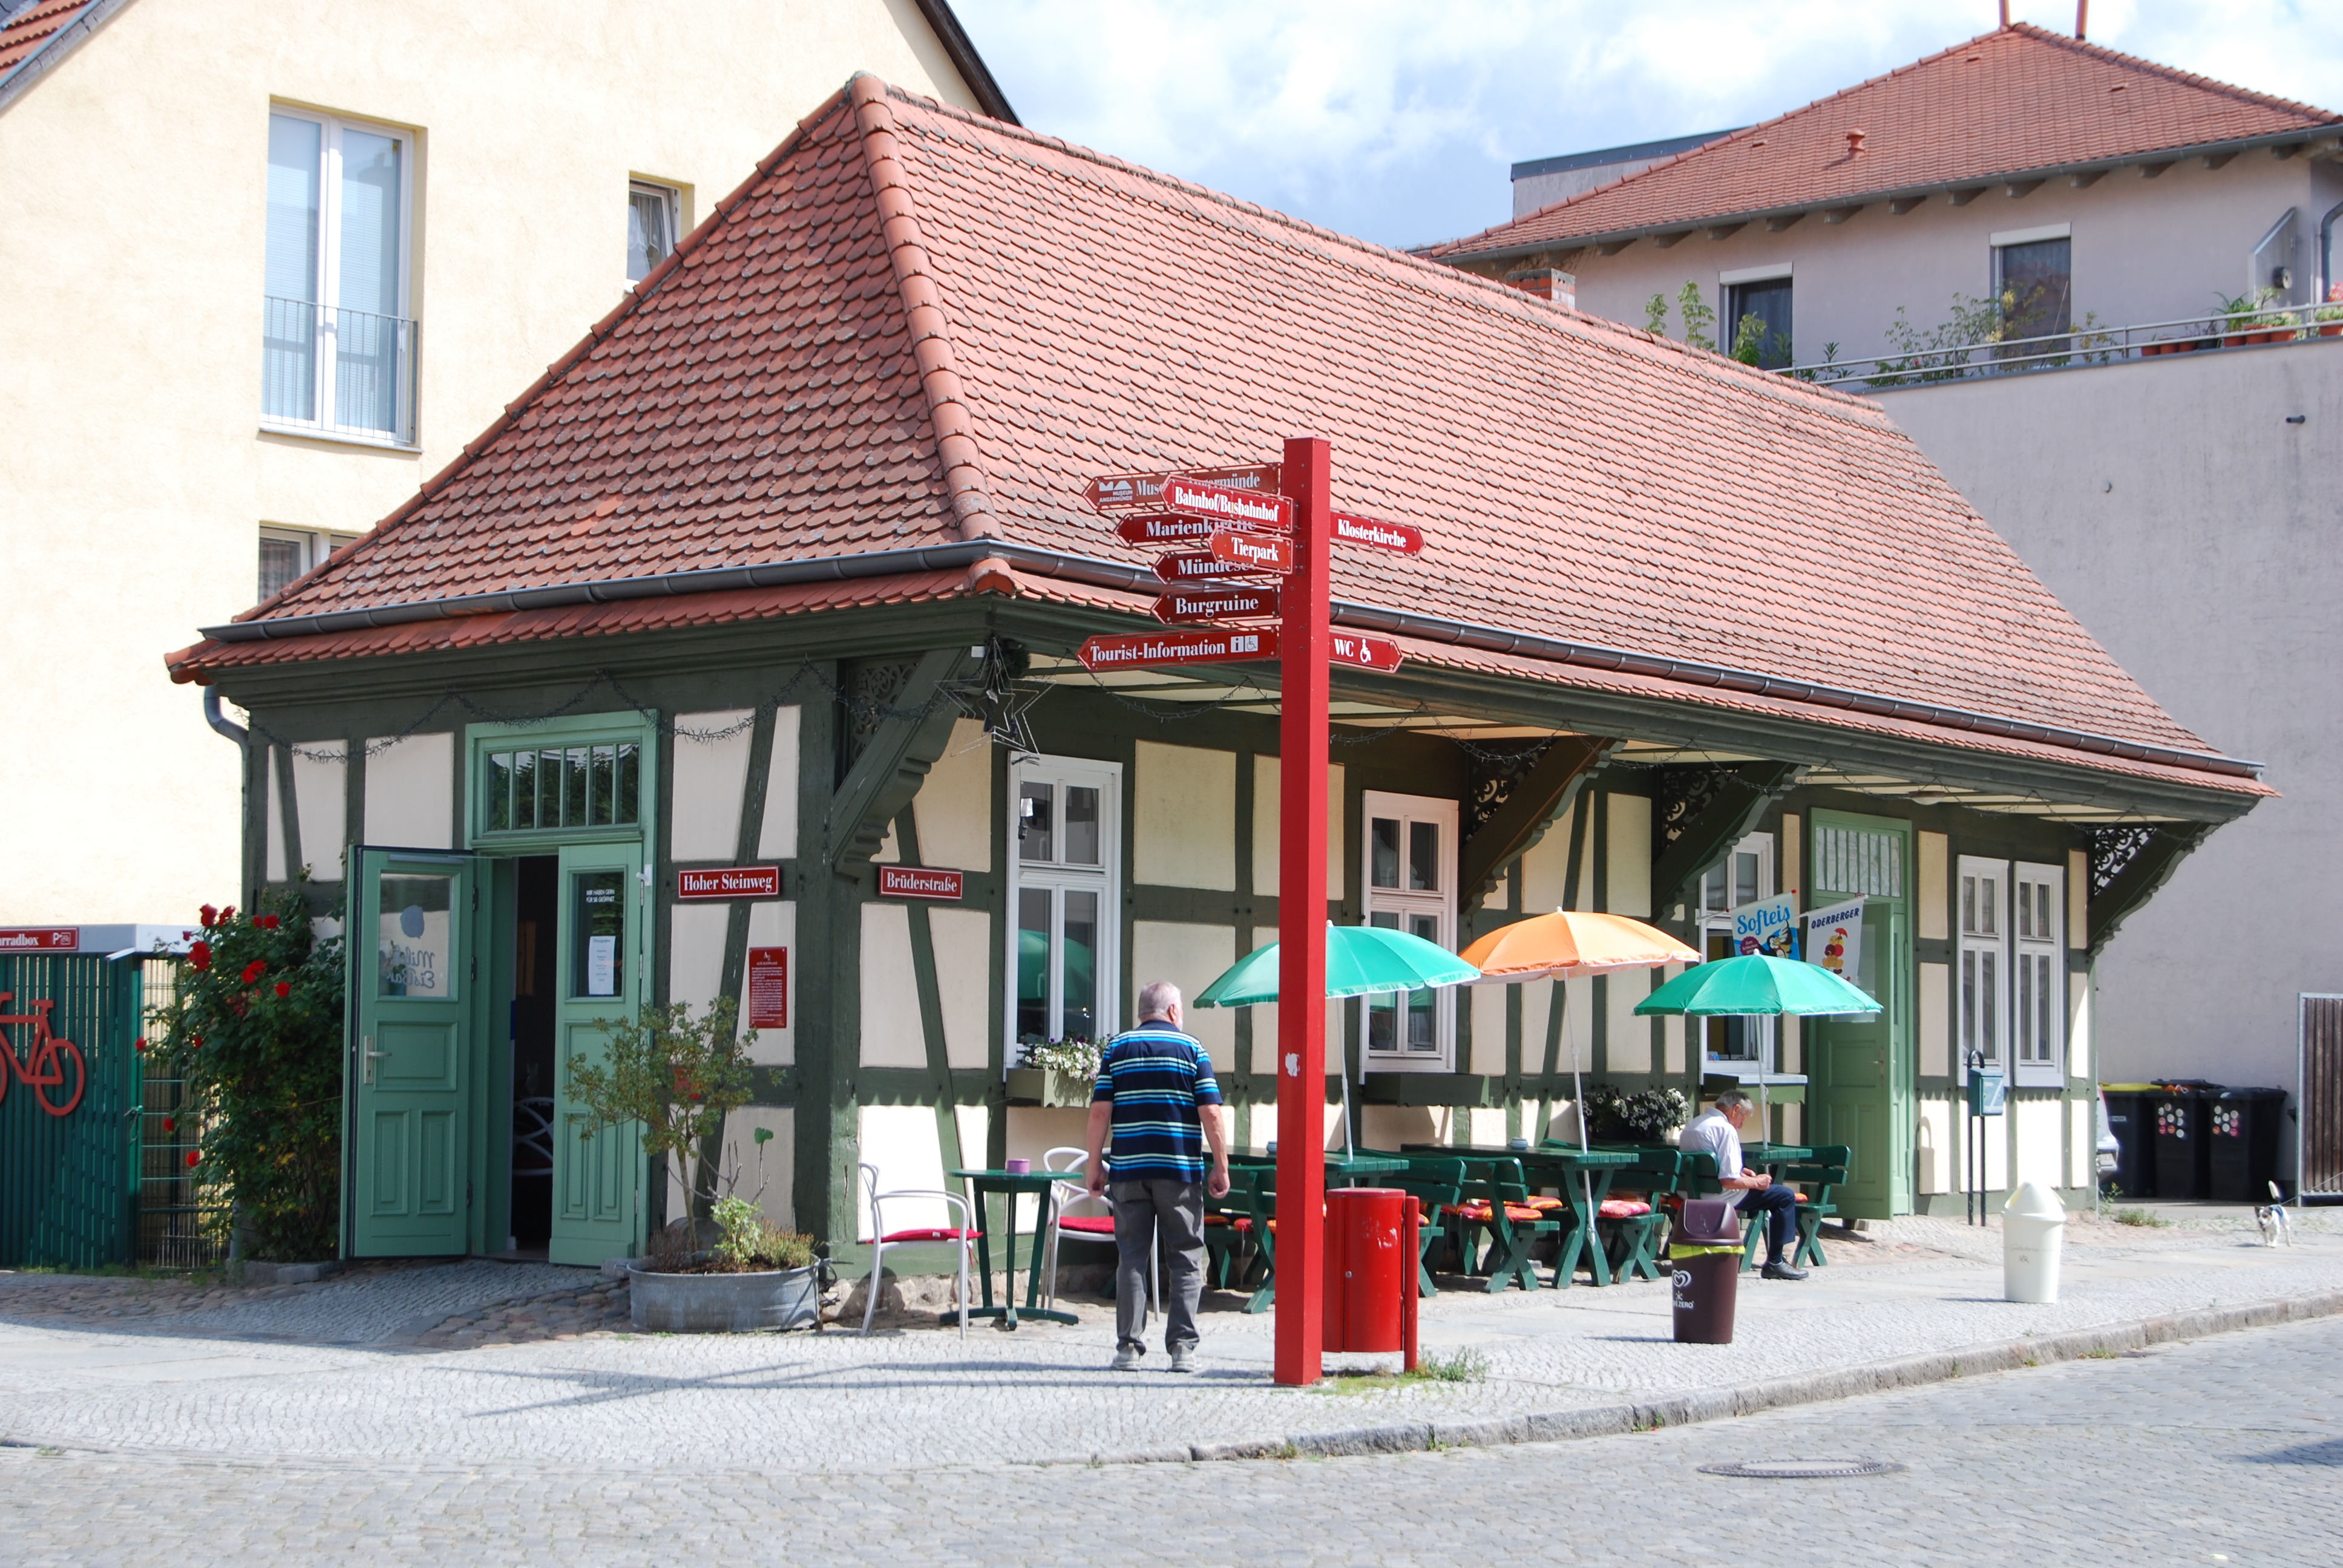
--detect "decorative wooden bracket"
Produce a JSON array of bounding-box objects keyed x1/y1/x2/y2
[
  {"x1": 1648, "y1": 760, "x2": 1803, "y2": 921},
  {"x1": 1459, "y1": 736, "x2": 1616, "y2": 910},
  {"x1": 2088, "y1": 822, "x2": 2213, "y2": 955},
  {"x1": 821, "y1": 647, "x2": 969, "y2": 871}
]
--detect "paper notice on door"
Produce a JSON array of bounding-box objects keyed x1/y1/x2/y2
[{"x1": 587, "y1": 934, "x2": 617, "y2": 996}]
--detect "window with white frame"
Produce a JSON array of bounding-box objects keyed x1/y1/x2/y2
[
  {"x1": 2012, "y1": 861, "x2": 2064, "y2": 1083},
  {"x1": 1697, "y1": 832, "x2": 1775, "y2": 1070},
  {"x1": 264, "y1": 108, "x2": 416, "y2": 444},
  {"x1": 257, "y1": 525, "x2": 361, "y2": 604},
  {"x1": 1958, "y1": 855, "x2": 2006, "y2": 1073},
  {"x1": 627, "y1": 181, "x2": 681, "y2": 283},
  {"x1": 1362, "y1": 791, "x2": 1456, "y2": 1068},
  {"x1": 1008, "y1": 756, "x2": 1121, "y2": 1052}
]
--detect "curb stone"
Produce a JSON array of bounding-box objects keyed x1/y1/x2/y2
[{"x1": 1067, "y1": 1286, "x2": 2343, "y2": 1471}]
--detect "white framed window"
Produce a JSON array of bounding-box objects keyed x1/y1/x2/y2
[
  {"x1": 1958, "y1": 855, "x2": 2007, "y2": 1075},
  {"x1": 628, "y1": 181, "x2": 682, "y2": 283},
  {"x1": 1361, "y1": 791, "x2": 1457, "y2": 1070},
  {"x1": 1008, "y1": 755, "x2": 1121, "y2": 1053},
  {"x1": 2012, "y1": 861, "x2": 2064, "y2": 1085},
  {"x1": 1697, "y1": 832, "x2": 1776, "y2": 1071},
  {"x1": 263, "y1": 108, "x2": 416, "y2": 445},
  {"x1": 257, "y1": 525, "x2": 361, "y2": 604}
]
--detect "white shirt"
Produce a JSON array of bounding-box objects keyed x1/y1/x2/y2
[{"x1": 1680, "y1": 1109, "x2": 1745, "y2": 1209}]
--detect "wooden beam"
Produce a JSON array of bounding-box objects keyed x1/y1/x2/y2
[
  {"x1": 821, "y1": 647, "x2": 968, "y2": 869},
  {"x1": 1649, "y1": 760, "x2": 1802, "y2": 920},
  {"x1": 1458, "y1": 735, "x2": 1614, "y2": 910}
]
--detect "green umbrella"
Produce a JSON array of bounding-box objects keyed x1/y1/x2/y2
[
  {"x1": 1633, "y1": 953, "x2": 1880, "y2": 1018},
  {"x1": 1193, "y1": 923, "x2": 1480, "y2": 1008}
]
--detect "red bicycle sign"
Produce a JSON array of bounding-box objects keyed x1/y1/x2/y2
[{"x1": 0, "y1": 991, "x2": 88, "y2": 1117}]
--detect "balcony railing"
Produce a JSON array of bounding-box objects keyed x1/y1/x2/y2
[
  {"x1": 1776, "y1": 304, "x2": 2343, "y2": 393},
  {"x1": 261, "y1": 296, "x2": 418, "y2": 445}
]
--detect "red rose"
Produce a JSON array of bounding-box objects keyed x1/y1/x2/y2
[
  {"x1": 190, "y1": 1036, "x2": 203, "y2": 1050},
  {"x1": 189, "y1": 941, "x2": 211, "y2": 971},
  {"x1": 219, "y1": 907, "x2": 235, "y2": 926},
  {"x1": 241, "y1": 960, "x2": 267, "y2": 985},
  {"x1": 185, "y1": 1151, "x2": 200, "y2": 1168},
  {"x1": 275, "y1": 981, "x2": 291, "y2": 998},
  {"x1": 200, "y1": 904, "x2": 218, "y2": 928},
  {"x1": 134, "y1": 1037, "x2": 147, "y2": 1053},
  {"x1": 163, "y1": 1117, "x2": 176, "y2": 1133},
  {"x1": 258, "y1": 915, "x2": 281, "y2": 930}
]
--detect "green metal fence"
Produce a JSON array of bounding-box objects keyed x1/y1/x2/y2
[
  {"x1": 0, "y1": 954, "x2": 142, "y2": 1270},
  {"x1": 133, "y1": 959, "x2": 226, "y2": 1269}
]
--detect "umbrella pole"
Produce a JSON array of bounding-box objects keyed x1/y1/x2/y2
[
  {"x1": 1567, "y1": 989, "x2": 1595, "y2": 1262},
  {"x1": 1340, "y1": 1015, "x2": 1354, "y2": 1161}
]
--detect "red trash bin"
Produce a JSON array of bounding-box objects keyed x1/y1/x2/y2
[{"x1": 1322, "y1": 1187, "x2": 1417, "y2": 1364}]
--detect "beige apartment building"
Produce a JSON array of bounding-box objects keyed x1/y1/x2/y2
[{"x1": 0, "y1": 0, "x2": 1009, "y2": 929}]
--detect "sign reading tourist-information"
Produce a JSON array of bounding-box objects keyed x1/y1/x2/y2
[
  {"x1": 676, "y1": 866, "x2": 782, "y2": 900},
  {"x1": 1078, "y1": 628, "x2": 1279, "y2": 670},
  {"x1": 1086, "y1": 463, "x2": 1280, "y2": 512},
  {"x1": 1331, "y1": 632, "x2": 1404, "y2": 672},
  {"x1": 877, "y1": 866, "x2": 966, "y2": 900},
  {"x1": 0, "y1": 929, "x2": 78, "y2": 951},
  {"x1": 1161, "y1": 477, "x2": 1296, "y2": 531},
  {"x1": 1210, "y1": 528, "x2": 1294, "y2": 573},
  {"x1": 1152, "y1": 586, "x2": 1279, "y2": 623},
  {"x1": 1329, "y1": 512, "x2": 1424, "y2": 555}
]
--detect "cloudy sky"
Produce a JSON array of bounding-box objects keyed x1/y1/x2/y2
[{"x1": 951, "y1": 1, "x2": 2343, "y2": 250}]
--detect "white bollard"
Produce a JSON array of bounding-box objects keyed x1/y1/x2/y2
[{"x1": 2001, "y1": 1180, "x2": 2067, "y2": 1304}]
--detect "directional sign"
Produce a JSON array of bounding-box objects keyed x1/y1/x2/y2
[
  {"x1": 1152, "y1": 586, "x2": 1279, "y2": 624},
  {"x1": 1079, "y1": 628, "x2": 1279, "y2": 670},
  {"x1": 1329, "y1": 511, "x2": 1424, "y2": 555},
  {"x1": 1152, "y1": 550, "x2": 1260, "y2": 583},
  {"x1": 1115, "y1": 513, "x2": 1219, "y2": 546},
  {"x1": 1330, "y1": 632, "x2": 1404, "y2": 673},
  {"x1": 1086, "y1": 463, "x2": 1281, "y2": 512},
  {"x1": 1211, "y1": 528, "x2": 1294, "y2": 573},
  {"x1": 1162, "y1": 477, "x2": 1295, "y2": 532}
]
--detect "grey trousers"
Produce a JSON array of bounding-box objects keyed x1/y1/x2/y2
[{"x1": 1110, "y1": 1178, "x2": 1206, "y2": 1354}]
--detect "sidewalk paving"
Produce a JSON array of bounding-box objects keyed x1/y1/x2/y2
[{"x1": 2, "y1": 1206, "x2": 2338, "y2": 1472}]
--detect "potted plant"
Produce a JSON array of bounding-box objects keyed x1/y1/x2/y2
[
  {"x1": 1581, "y1": 1083, "x2": 1690, "y2": 1148},
  {"x1": 2217, "y1": 288, "x2": 2286, "y2": 347},
  {"x1": 1006, "y1": 1035, "x2": 1101, "y2": 1108},
  {"x1": 2316, "y1": 285, "x2": 2343, "y2": 339},
  {"x1": 566, "y1": 997, "x2": 822, "y2": 1331}
]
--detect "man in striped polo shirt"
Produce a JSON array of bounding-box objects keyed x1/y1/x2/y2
[{"x1": 1084, "y1": 980, "x2": 1231, "y2": 1372}]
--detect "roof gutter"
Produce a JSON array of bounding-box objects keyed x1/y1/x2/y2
[
  {"x1": 193, "y1": 541, "x2": 2263, "y2": 783},
  {"x1": 909, "y1": 0, "x2": 1018, "y2": 125},
  {"x1": 1443, "y1": 125, "x2": 2343, "y2": 266}
]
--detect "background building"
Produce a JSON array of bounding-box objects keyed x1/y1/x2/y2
[{"x1": 0, "y1": 0, "x2": 1011, "y2": 927}]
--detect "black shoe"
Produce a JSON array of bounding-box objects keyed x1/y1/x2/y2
[{"x1": 1761, "y1": 1261, "x2": 1809, "y2": 1281}]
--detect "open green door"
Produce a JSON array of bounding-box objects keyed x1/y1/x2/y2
[
  {"x1": 348, "y1": 848, "x2": 479, "y2": 1257},
  {"x1": 1805, "y1": 812, "x2": 1914, "y2": 1220},
  {"x1": 549, "y1": 840, "x2": 647, "y2": 1266}
]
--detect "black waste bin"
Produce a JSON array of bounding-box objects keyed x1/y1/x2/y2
[
  {"x1": 2151, "y1": 1081, "x2": 2220, "y2": 1200},
  {"x1": 2209, "y1": 1088, "x2": 2288, "y2": 1203},
  {"x1": 2100, "y1": 1086, "x2": 2158, "y2": 1198}
]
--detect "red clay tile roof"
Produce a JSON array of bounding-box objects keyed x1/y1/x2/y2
[
  {"x1": 0, "y1": 0, "x2": 99, "y2": 81},
  {"x1": 170, "y1": 76, "x2": 2253, "y2": 792},
  {"x1": 1430, "y1": 24, "x2": 2341, "y2": 261}
]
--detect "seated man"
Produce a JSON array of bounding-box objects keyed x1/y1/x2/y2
[{"x1": 1680, "y1": 1090, "x2": 1806, "y2": 1280}]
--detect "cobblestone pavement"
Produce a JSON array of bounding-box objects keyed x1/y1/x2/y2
[{"x1": 4, "y1": 1294, "x2": 2338, "y2": 1566}]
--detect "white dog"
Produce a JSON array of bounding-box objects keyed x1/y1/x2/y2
[{"x1": 2254, "y1": 1181, "x2": 2293, "y2": 1247}]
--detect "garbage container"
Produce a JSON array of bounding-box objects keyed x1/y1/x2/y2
[
  {"x1": 2002, "y1": 1180, "x2": 2067, "y2": 1303},
  {"x1": 2099, "y1": 1085, "x2": 2158, "y2": 1198},
  {"x1": 2209, "y1": 1088, "x2": 2289, "y2": 1203},
  {"x1": 2151, "y1": 1080, "x2": 2220, "y2": 1200},
  {"x1": 1322, "y1": 1187, "x2": 1409, "y2": 1355},
  {"x1": 1668, "y1": 1198, "x2": 1743, "y2": 1344}
]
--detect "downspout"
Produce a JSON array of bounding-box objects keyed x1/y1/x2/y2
[
  {"x1": 203, "y1": 685, "x2": 248, "y2": 745},
  {"x1": 2322, "y1": 199, "x2": 2343, "y2": 302}
]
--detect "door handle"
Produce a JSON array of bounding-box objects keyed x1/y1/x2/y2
[{"x1": 362, "y1": 1035, "x2": 390, "y2": 1085}]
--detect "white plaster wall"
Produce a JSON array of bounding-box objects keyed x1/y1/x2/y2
[
  {"x1": 913, "y1": 720, "x2": 992, "y2": 872},
  {"x1": 1135, "y1": 741, "x2": 1235, "y2": 891},
  {"x1": 2069, "y1": 1097, "x2": 2094, "y2": 1189},
  {"x1": 1469, "y1": 1106, "x2": 1509, "y2": 1147},
  {"x1": 1468, "y1": 982, "x2": 1507, "y2": 1077},
  {"x1": 1918, "y1": 1098, "x2": 1953, "y2": 1195},
  {"x1": 856, "y1": 1103, "x2": 949, "y2": 1239},
  {"x1": 2014, "y1": 1097, "x2": 2065, "y2": 1191},
  {"x1": 1251, "y1": 757, "x2": 1345, "y2": 900},
  {"x1": 1917, "y1": 832, "x2": 1950, "y2": 942},
  {"x1": 669, "y1": 710, "x2": 754, "y2": 862},
  {"x1": 1955, "y1": 1105, "x2": 2011, "y2": 1194},
  {"x1": 1878, "y1": 345, "x2": 2342, "y2": 1146},
  {"x1": 858, "y1": 902, "x2": 924, "y2": 1068},
  {"x1": 739, "y1": 900, "x2": 796, "y2": 1067},
  {"x1": 364, "y1": 731, "x2": 453, "y2": 848},
  {"x1": 2068, "y1": 971, "x2": 2092, "y2": 1086},
  {"x1": 1362, "y1": 1104, "x2": 1450, "y2": 1149},
  {"x1": 1605, "y1": 972, "x2": 1652, "y2": 1074},
  {"x1": 1133, "y1": 921, "x2": 1237, "y2": 1070},
  {"x1": 264, "y1": 754, "x2": 287, "y2": 882},
  {"x1": 929, "y1": 906, "x2": 991, "y2": 1070},
  {"x1": 1605, "y1": 793, "x2": 1651, "y2": 916},
  {"x1": 290, "y1": 742, "x2": 347, "y2": 877},
  {"x1": 754, "y1": 707, "x2": 801, "y2": 860},
  {"x1": 0, "y1": 0, "x2": 983, "y2": 924},
  {"x1": 1248, "y1": 996, "x2": 1345, "y2": 1077},
  {"x1": 667, "y1": 902, "x2": 730, "y2": 1016},
  {"x1": 1919, "y1": 962, "x2": 1951, "y2": 1078}
]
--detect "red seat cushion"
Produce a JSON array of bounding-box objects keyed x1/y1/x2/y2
[
  {"x1": 1795, "y1": 1192, "x2": 1812, "y2": 1203},
  {"x1": 1445, "y1": 1201, "x2": 1545, "y2": 1224},
  {"x1": 879, "y1": 1227, "x2": 980, "y2": 1244},
  {"x1": 1598, "y1": 1198, "x2": 1653, "y2": 1219},
  {"x1": 1057, "y1": 1215, "x2": 1117, "y2": 1235}
]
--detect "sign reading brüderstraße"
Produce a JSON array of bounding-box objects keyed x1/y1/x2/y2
[
  {"x1": 877, "y1": 866, "x2": 966, "y2": 900},
  {"x1": 1152, "y1": 586, "x2": 1279, "y2": 623},
  {"x1": 0, "y1": 929, "x2": 78, "y2": 951},
  {"x1": 677, "y1": 866, "x2": 782, "y2": 900},
  {"x1": 1329, "y1": 511, "x2": 1424, "y2": 555},
  {"x1": 1162, "y1": 477, "x2": 1295, "y2": 531},
  {"x1": 1329, "y1": 633, "x2": 1404, "y2": 672},
  {"x1": 1086, "y1": 464, "x2": 1280, "y2": 512},
  {"x1": 1079, "y1": 629, "x2": 1279, "y2": 670}
]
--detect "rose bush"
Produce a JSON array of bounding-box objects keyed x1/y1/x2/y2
[{"x1": 149, "y1": 889, "x2": 344, "y2": 1261}]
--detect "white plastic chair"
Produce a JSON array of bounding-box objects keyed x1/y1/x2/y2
[
  {"x1": 859, "y1": 1161, "x2": 979, "y2": 1338},
  {"x1": 1038, "y1": 1146, "x2": 1156, "y2": 1316}
]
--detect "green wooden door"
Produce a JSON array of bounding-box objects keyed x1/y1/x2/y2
[
  {"x1": 1805, "y1": 813, "x2": 1913, "y2": 1220},
  {"x1": 549, "y1": 840, "x2": 646, "y2": 1266},
  {"x1": 348, "y1": 849, "x2": 477, "y2": 1256}
]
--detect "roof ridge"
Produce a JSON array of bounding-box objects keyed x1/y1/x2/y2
[
  {"x1": 2002, "y1": 20, "x2": 2341, "y2": 122},
  {"x1": 850, "y1": 74, "x2": 998, "y2": 543},
  {"x1": 234, "y1": 79, "x2": 867, "y2": 624}
]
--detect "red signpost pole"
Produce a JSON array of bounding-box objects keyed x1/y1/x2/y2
[{"x1": 1274, "y1": 436, "x2": 1332, "y2": 1387}]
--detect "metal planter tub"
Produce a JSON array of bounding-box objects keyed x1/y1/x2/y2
[{"x1": 626, "y1": 1261, "x2": 821, "y2": 1332}]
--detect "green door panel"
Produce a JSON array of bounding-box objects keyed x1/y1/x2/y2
[
  {"x1": 347, "y1": 849, "x2": 478, "y2": 1257},
  {"x1": 1805, "y1": 813, "x2": 1914, "y2": 1220},
  {"x1": 548, "y1": 840, "x2": 646, "y2": 1267}
]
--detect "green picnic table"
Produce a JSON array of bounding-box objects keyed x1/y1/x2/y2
[
  {"x1": 1401, "y1": 1143, "x2": 1638, "y2": 1287},
  {"x1": 947, "y1": 1168, "x2": 1080, "y2": 1328}
]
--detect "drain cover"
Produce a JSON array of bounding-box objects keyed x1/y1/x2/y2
[{"x1": 1697, "y1": 1459, "x2": 1906, "y2": 1480}]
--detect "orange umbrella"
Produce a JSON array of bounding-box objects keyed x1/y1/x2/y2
[{"x1": 1460, "y1": 910, "x2": 1699, "y2": 982}]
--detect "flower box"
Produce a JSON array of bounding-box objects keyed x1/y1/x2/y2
[{"x1": 1005, "y1": 1067, "x2": 1093, "y2": 1108}]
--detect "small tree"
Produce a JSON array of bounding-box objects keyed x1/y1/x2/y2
[
  {"x1": 565, "y1": 997, "x2": 757, "y2": 1223},
  {"x1": 148, "y1": 889, "x2": 345, "y2": 1261}
]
